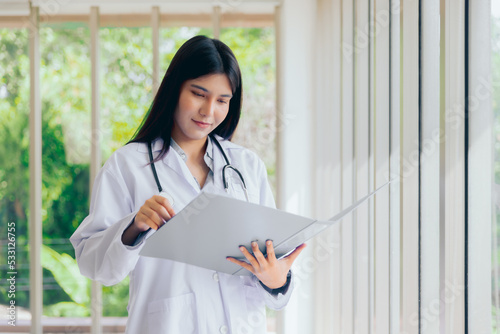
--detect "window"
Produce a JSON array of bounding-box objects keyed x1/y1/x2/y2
[
  {"x1": 0, "y1": 27, "x2": 31, "y2": 325},
  {"x1": 39, "y1": 23, "x2": 92, "y2": 318},
  {"x1": 0, "y1": 6, "x2": 278, "y2": 332}
]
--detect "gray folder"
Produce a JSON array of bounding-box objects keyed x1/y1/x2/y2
[{"x1": 139, "y1": 181, "x2": 390, "y2": 276}]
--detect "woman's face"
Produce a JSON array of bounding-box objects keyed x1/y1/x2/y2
[{"x1": 172, "y1": 73, "x2": 233, "y2": 143}]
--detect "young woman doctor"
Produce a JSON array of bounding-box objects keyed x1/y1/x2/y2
[{"x1": 70, "y1": 35, "x2": 306, "y2": 334}]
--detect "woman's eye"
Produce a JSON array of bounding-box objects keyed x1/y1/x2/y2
[
  {"x1": 192, "y1": 91, "x2": 204, "y2": 97},
  {"x1": 218, "y1": 100, "x2": 228, "y2": 104}
]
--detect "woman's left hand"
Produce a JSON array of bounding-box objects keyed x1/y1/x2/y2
[{"x1": 226, "y1": 240, "x2": 307, "y2": 289}]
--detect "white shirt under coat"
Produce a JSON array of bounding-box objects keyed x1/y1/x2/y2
[{"x1": 70, "y1": 135, "x2": 294, "y2": 334}]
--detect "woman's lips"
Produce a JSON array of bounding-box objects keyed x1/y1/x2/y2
[{"x1": 192, "y1": 119, "x2": 211, "y2": 129}]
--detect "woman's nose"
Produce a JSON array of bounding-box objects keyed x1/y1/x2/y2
[{"x1": 199, "y1": 99, "x2": 216, "y2": 116}]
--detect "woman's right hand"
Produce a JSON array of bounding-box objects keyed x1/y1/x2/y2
[
  {"x1": 134, "y1": 195, "x2": 176, "y2": 231},
  {"x1": 122, "y1": 195, "x2": 175, "y2": 246}
]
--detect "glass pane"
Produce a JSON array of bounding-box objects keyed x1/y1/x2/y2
[
  {"x1": 100, "y1": 27, "x2": 157, "y2": 161},
  {"x1": 160, "y1": 27, "x2": 213, "y2": 73},
  {"x1": 99, "y1": 26, "x2": 156, "y2": 316},
  {"x1": 40, "y1": 23, "x2": 92, "y2": 319},
  {"x1": 492, "y1": 2, "x2": 500, "y2": 332},
  {"x1": 0, "y1": 28, "x2": 31, "y2": 328},
  {"x1": 219, "y1": 28, "x2": 277, "y2": 196}
]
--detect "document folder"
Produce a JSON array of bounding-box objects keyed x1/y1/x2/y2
[{"x1": 139, "y1": 181, "x2": 390, "y2": 276}]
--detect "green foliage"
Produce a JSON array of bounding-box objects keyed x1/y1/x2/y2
[
  {"x1": 102, "y1": 277, "x2": 130, "y2": 317},
  {"x1": 100, "y1": 27, "x2": 153, "y2": 158},
  {"x1": 159, "y1": 27, "x2": 213, "y2": 71},
  {"x1": 41, "y1": 244, "x2": 90, "y2": 306},
  {"x1": 44, "y1": 301, "x2": 90, "y2": 317},
  {"x1": 40, "y1": 243, "x2": 130, "y2": 317},
  {"x1": 0, "y1": 28, "x2": 31, "y2": 309}
]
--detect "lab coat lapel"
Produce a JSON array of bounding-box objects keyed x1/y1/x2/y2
[{"x1": 163, "y1": 151, "x2": 201, "y2": 193}]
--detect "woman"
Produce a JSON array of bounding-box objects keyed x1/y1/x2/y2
[{"x1": 71, "y1": 35, "x2": 306, "y2": 333}]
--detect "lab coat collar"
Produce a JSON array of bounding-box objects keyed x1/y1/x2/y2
[
  {"x1": 136, "y1": 136, "x2": 230, "y2": 195},
  {"x1": 211, "y1": 134, "x2": 239, "y2": 151},
  {"x1": 136, "y1": 138, "x2": 200, "y2": 193},
  {"x1": 135, "y1": 138, "x2": 165, "y2": 153}
]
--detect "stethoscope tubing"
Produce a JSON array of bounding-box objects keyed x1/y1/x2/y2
[{"x1": 148, "y1": 135, "x2": 249, "y2": 202}]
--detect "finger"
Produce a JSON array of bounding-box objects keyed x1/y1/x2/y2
[
  {"x1": 145, "y1": 217, "x2": 163, "y2": 230},
  {"x1": 251, "y1": 241, "x2": 267, "y2": 266},
  {"x1": 136, "y1": 213, "x2": 162, "y2": 231},
  {"x1": 282, "y1": 243, "x2": 307, "y2": 264},
  {"x1": 132, "y1": 214, "x2": 154, "y2": 231},
  {"x1": 226, "y1": 257, "x2": 255, "y2": 274},
  {"x1": 148, "y1": 197, "x2": 173, "y2": 220},
  {"x1": 239, "y1": 246, "x2": 260, "y2": 269},
  {"x1": 265, "y1": 240, "x2": 277, "y2": 262},
  {"x1": 147, "y1": 199, "x2": 172, "y2": 222},
  {"x1": 141, "y1": 207, "x2": 164, "y2": 228},
  {"x1": 154, "y1": 195, "x2": 176, "y2": 217}
]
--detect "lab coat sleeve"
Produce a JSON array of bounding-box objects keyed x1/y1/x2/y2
[
  {"x1": 70, "y1": 167, "x2": 142, "y2": 286},
  {"x1": 256, "y1": 157, "x2": 277, "y2": 210},
  {"x1": 251, "y1": 270, "x2": 296, "y2": 310},
  {"x1": 253, "y1": 157, "x2": 296, "y2": 310}
]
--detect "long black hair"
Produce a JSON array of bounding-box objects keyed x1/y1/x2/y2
[{"x1": 129, "y1": 35, "x2": 243, "y2": 161}]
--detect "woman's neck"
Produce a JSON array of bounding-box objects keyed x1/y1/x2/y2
[{"x1": 171, "y1": 134, "x2": 208, "y2": 163}]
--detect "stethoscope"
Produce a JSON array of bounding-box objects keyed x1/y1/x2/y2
[{"x1": 148, "y1": 134, "x2": 250, "y2": 204}]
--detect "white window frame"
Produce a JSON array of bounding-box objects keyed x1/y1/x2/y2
[
  {"x1": 467, "y1": 0, "x2": 492, "y2": 332},
  {"x1": 400, "y1": 0, "x2": 420, "y2": 332},
  {"x1": 442, "y1": 0, "x2": 467, "y2": 332},
  {"x1": 89, "y1": 6, "x2": 102, "y2": 334},
  {"x1": 374, "y1": 0, "x2": 392, "y2": 332},
  {"x1": 354, "y1": 0, "x2": 370, "y2": 332},
  {"x1": 420, "y1": 0, "x2": 441, "y2": 333},
  {"x1": 29, "y1": 4, "x2": 43, "y2": 334},
  {"x1": 340, "y1": 0, "x2": 355, "y2": 332}
]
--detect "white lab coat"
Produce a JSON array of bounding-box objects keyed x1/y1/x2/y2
[{"x1": 70, "y1": 135, "x2": 294, "y2": 334}]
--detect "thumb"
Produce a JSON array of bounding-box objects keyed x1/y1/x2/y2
[{"x1": 282, "y1": 243, "x2": 307, "y2": 264}]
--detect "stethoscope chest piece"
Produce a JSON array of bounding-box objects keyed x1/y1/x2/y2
[{"x1": 159, "y1": 191, "x2": 174, "y2": 207}]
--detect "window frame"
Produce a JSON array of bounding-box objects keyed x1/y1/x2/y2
[{"x1": 467, "y1": 0, "x2": 492, "y2": 332}]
